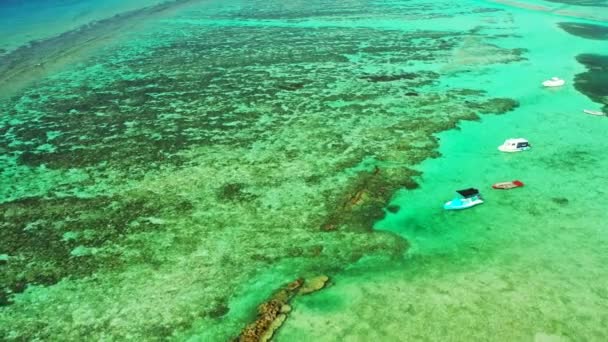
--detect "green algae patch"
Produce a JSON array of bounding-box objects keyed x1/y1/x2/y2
[
  {"x1": 558, "y1": 22, "x2": 608, "y2": 40},
  {"x1": 574, "y1": 54, "x2": 608, "y2": 112}
]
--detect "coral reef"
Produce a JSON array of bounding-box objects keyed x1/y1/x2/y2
[
  {"x1": 237, "y1": 279, "x2": 303, "y2": 342},
  {"x1": 321, "y1": 167, "x2": 421, "y2": 233},
  {"x1": 237, "y1": 275, "x2": 330, "y2": 342}
]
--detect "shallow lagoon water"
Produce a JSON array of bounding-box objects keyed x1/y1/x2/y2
[
  {"x1": 279, "y1": 4, "x2": 608, "y2": 341},
  {"x1": 0, "y1": 0, "x2": 607, "y2": 340}
]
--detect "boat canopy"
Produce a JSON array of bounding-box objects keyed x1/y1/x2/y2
[{"x1": 457, "y1": 188, "x2": 479, "y2": 198}]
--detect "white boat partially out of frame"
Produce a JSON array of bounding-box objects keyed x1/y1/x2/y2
[{"x1": 583, "y1": 109, "x2": 605, "y2": 116}]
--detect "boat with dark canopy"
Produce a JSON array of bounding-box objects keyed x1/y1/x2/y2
[{"x1": 444, "y1": 188, "x2": 484, "y2": 210}]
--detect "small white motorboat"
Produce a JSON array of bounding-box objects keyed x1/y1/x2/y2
[
  {"x1": 498, "y1": 138, "x2": 531, "y2": 153},
  {"x1": 542, "y1": 77, "x2": 565, "y2": 87},
  {"x1": 583, "y1": 109, "x2": 605, "y2": 116},
  {"x1": 444, "y1": 188, "x2": 484, "y2": 210}
]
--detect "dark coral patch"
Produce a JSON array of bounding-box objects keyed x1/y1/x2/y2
[
  {"x1": 208, "y1": 302, "x2": 230, "y2": 319},
  {"x1": 362, "y1": 72, "x2": 420, "y2": 82},
  {"x1": 474, "y1": 98, "x2": 520, "y2": 114},
  {"x1": 216, "y1": 183, "x2": 258, "y2": 203},
  {"x1": 386, "y1": 205, "x2": 400, "y2": 213},
  {"x1": 320, "y1": 167, "x2": 421, "y2": 232},
  {"x1": 558, "y1": 22, "x2": 608, "y2": 40},
  {"x1": 0, "y1": 192, "x2": 193, "y2": 306},
  {"x1": 551, "y1": 197, "x2": 569, "y2": 205},
  {"x1": 362, "y1": 71, "x2": 439, "y2": 83},
  {"x1": 574, "y1": 54, "x2": 608, "y2": 112},
  {"x1": 278, "y1": 82, "x2": 306, "y2": 91}
]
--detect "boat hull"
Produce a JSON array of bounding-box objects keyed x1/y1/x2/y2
[
  {"x1": 492, "y1": 180, "x2": 524, "y2": 190},
  {"x1": 444, "y1": 198, "x2": 484, "y2": 210},
  {"x1": 584, "y1": 109, "x2": 605, "y2": 116},
  {"x1": 498, "y1": 145, "x2": 530, "y2": 153},
  {"x1": 542, "y1": 80, "x2": 565, "y2": 87}
]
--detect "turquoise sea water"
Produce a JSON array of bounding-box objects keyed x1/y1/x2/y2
[
  {"x1": 0, "y1": 0, "x2": 169, "y2": 53},
  {"x1": 1, "y1": 0, "x2": 607, "y2": 340}
]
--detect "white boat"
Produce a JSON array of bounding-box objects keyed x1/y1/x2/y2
[
  {"x1": 542, "y1": 77, "x2": 565, "y2": 87},
  {"x1": 583, "y1": 109, "x2": 605, "y2": 116},
  {"x1": 444, "y1": 188, "x2": 484, "y2": 210},
  {"x1": 498, "y1": 138, "x2": 530, "y2": 153}
]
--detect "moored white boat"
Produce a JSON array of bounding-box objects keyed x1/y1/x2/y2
[
  {"x1": 498, "y1": 138, "x2": 530, "y2": 153},
  {"x1": 583, "y1": 109, "x2": 605, "y2": 116},
  {"x1": 542, "y1": 77, "x2": 565, "y2": 87}
]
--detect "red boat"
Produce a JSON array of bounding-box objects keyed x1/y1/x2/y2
[{"x1": 492, "y1": 180, "x2": 524, "y2": 190}]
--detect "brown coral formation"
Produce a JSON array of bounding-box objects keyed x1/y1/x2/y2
[
  {"x1": 237, "y1": 276, "x2": 330, "y2": 342},
  {"x1": 320, "y1": 166, "x2": 420, "y2": 232},
  {"x1": 237, "y1": 279, "x2": 303, "y2": 342}
]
